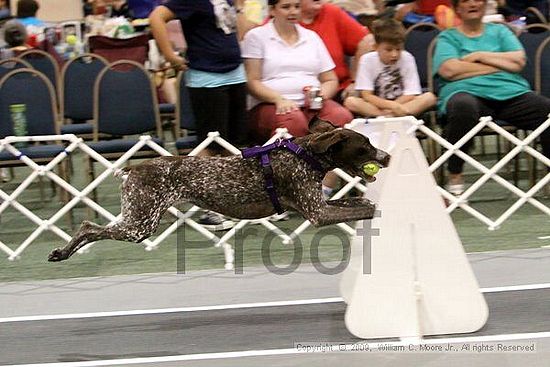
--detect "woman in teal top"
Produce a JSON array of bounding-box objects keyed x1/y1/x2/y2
[{"x1": 432, "y1": 0, "x2": 550, "y2": 195}]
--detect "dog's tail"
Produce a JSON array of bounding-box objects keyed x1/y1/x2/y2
[{"x1": 114, "y1": 167, "x2": 132, "y2": 181}]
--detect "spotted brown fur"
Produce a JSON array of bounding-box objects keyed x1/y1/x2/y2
[{"x1": 48, "y1": 118, "x2": 390, "y2": 262}]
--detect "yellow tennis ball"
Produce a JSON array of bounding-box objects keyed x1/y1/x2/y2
[
  {"x1": 363, "y1": 163, "x2": 380, "y2": 176},
  {"x1": 66, "y1": 34, "x2": 77, "y2": 45}
]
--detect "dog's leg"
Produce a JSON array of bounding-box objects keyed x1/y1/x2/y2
[
  {"x1": 294, "y1": 195, "x2": 376, "y2": 227},
  {"x1": 48, "y1": 220, "x2": 113, "y2": 261},
  {"x1": 327, "y1": 197, "x2": 376, "y2": 208},
  {"x1": 48, "y1": 180, "x2": 176, "y2": 262}
]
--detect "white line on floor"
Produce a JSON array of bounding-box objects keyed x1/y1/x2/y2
[
  {"x1": 4, "y1": 331, "x2": 550, "y2": 367},
  {"x1": 0, "y1": 282, "x2": 549, "y2": 324},
  {"x1": 0, "y1": 297, "x2": 343, "y2": 323}
]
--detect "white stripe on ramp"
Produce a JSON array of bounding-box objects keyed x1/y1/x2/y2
[{"x1": 0, "y1": 282, "x2": 549, "y2": 324}]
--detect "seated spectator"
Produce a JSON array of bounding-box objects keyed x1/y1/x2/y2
[
  {"x1": 16, "y1": 0, "x2": 45, "y2": 27},
  {"x1": 433, "y1": 0, "x2": 550, "y2": 195},
  {"x1": 299, "y1": 0, "x2": 374, "y2": 102},
  {"x1": 344, "y1": 18, "x2": 436, "y2": 118},
  {"x1": 242, "y1": 0, "x2": 353, "y2": 142},
  {"x1": 0, "y1": 19, "x2": 29, "y2": 59},
  {"x1": 396, "y1": 0, "x2": 460, "y2": 28}
]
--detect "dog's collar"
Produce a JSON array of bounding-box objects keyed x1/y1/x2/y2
[{"x1": 241, "y1": 138, "x2": 324, "y2": 214}]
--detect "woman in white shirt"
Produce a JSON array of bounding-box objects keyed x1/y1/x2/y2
[{"x1": 241, "y1": 0, "x2": 353, "y2": 141}]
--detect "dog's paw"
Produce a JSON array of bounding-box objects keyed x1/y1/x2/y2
[{"x1": 48, "y1": 248, "x2": 69, "y2": 262}]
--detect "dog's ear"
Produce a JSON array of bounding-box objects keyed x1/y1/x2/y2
[
  {"x1": 308, "y1": 116, "x2": 337, "y2": 134},
  {"x1": 309, "y1": 129, "x2": 349, "y2": 153}
]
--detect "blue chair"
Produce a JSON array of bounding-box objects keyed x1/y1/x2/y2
[
  {"x1": 87, "y1": 60, "x2": 164, "y2": 195},
  {"x1": 174, "y1": 70, "x2": 198, "y2": 154},
  {"x1": 518, "y1": 23, "x2": 550, "y2": 89},
  {"x1": 0, "y1": 68, "x2": 71, "y2": 207},
  {"x1": 535, "y1": 36, "x2": 550, "y2": 97},
  {"x1": 0, "y1": 58, "x2": 33, "y2": 79},
  {"x1": 530, "y1": 35, "x2": 550, "y2": 185},
  {"x1": 59, "y1": 53, "x2": 109, "y2": 137},
  {"x1": 405, "y1": 22, "x2": 441, "y2": 91},
  {"x1": 18, "y1": 49, "x2": 60, "y2": 96}
]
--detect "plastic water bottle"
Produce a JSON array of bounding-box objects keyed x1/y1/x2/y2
[{"x1": 10, "y1": 104, "x2": 28, "y2": 149}]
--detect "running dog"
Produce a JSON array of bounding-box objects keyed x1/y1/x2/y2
[{"x1": 48, "y1": 118, "x2": 390, "y2": 262}]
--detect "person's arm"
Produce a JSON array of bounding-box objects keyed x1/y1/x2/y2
[
  {"x1": 437, "y1": 58, "x2": 500, "y2": 81},
  {"x1": 350, "y1": 35, "x2": 374, "y2": 79},
  {"x1": 244, "y1": 58, "x2": 298, "y2": 114},
  {"x1": 149, "y1": 6, "x2": 187, "y2": 69},
  {"x1": 342, "y1": 35, "x2": 374, "y2": 99},
  {"x1": 460, "y1": 50, "x2": 526, "y2": 73},
  {"x1": 318, "y1": 70, "x2": 339, "y2": 100},
  {"x1": 395, "y1": 95, "x2": 415, "y2": 104}
]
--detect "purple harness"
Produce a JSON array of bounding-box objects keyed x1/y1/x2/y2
[{"x1": 241, "y1": 138, "x2": 324, "y2": 214}]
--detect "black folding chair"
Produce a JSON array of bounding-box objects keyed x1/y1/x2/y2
[{"x1": 59, "y1": 53, "x2": 109, "y2": 137}]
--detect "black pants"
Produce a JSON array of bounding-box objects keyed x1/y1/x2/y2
[
  {"x1": 442, "y1": 92, "x2": 550, "y2": 174},
  {"x1": 187, "y1": 82, "x2": 249, "y2": 149}
]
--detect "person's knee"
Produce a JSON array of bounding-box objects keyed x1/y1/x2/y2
[
  {"x1": 275, "y1": 110, "x2": 308, "y2": 137},
  {"x1": 343, "y1": 96, "x2": 361, "y2": 112},
  {"x1": 321, "y1": 102, "x2": 354, "y2": 127},
  {"x1": 331, "y1": 106, "x2": 354, "y2": 126},
  {"x1": 446, "y1": 93, "x2": 477, "y2": 114}
]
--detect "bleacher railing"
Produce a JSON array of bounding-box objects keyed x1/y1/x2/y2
[{"x1": 1, "y1": 116, "x2": 549, "y2": 268}]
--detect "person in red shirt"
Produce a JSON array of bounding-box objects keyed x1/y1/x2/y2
[
  {"x1": 396, "y1": 0, "x2": 457, "y2": 27},
  {"x1": 300, "y1": 0, "x2": 373, "y2": 103}
]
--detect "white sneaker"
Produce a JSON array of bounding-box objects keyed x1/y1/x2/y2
[
  {"x1": 198, "y1": 211, "x2": 236, "y2": 231},
  {"x1": 446, "y1": 183, "x2": 465, "y2": 196}
]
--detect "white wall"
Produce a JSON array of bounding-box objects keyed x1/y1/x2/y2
[{"x1": 36, "y1": 0, "x2": 83, "y2": 22}]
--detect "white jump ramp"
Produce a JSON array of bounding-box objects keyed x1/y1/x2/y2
[{"x1": 341, "y1": 116, "x2": 488, "y2": 339}]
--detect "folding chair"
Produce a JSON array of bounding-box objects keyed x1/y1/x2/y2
[
  {"x1": 59, "y1": 53, "x2": 109, "y2": 137},
  {"x1": 525, "y1": 6, "x2": 548, "y2": 24},
  {"x1": 404, "y1": 22, "x2": 441, "y2": 91},
  {"x1": 18, "y1": 49, "x2": 60, "y2": 96},
  {"x1": 0, "y1": 58, "x2": 32, "y2": 78},
  {"x1": 0, "y1": 68, "x2": 71, "y2": 218},
  {"x1": 87, "y1": 60, "x2": 164, "y2": 208},
  {"x1": 518, "y1": 23, "x2": 550, "y2": 89}
]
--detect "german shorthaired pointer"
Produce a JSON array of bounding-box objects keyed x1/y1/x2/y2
[{"x1": 48, "y1": 118, "x2": 390, "y2": 262}]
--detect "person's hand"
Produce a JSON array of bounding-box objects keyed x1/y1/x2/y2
[
  {"x1": 389, "y1": 101, "x2": 409, "y2": 116},
  {"x1": 461, "y1": 51, "x2": 486, "y2": 63},
  {"x1": 166, "y1": 54, "x2": 188, "y2": 72},
  {"x1": 341, "y1": 83, "x2": 357, "y2": 100},
  {"x1": 275, "y1": 98, "x2": 299, "y2": 115}
]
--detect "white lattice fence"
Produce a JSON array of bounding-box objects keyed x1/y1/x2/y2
[{"x1": 1, "y1": 115, "x2": 549, "y2": 267}]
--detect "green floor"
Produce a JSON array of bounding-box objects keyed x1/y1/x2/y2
[{"x1": 0, "y1": 148, "x2": 549, "y2": 283}]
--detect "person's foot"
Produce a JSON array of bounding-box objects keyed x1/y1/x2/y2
[
  {"x1": 446, "y1": 173, "x2": 464, "y2": 196},
  {"x1": 0, "y1": 168, "x2": 9, "y2": 182},
  {"x1": 198, "y1": 211, "x2": 236, "y2": 231}
]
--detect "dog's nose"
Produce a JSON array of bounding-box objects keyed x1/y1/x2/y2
[{"x1": 376, "y1": 149, "x2": 391, "y2": 167}]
